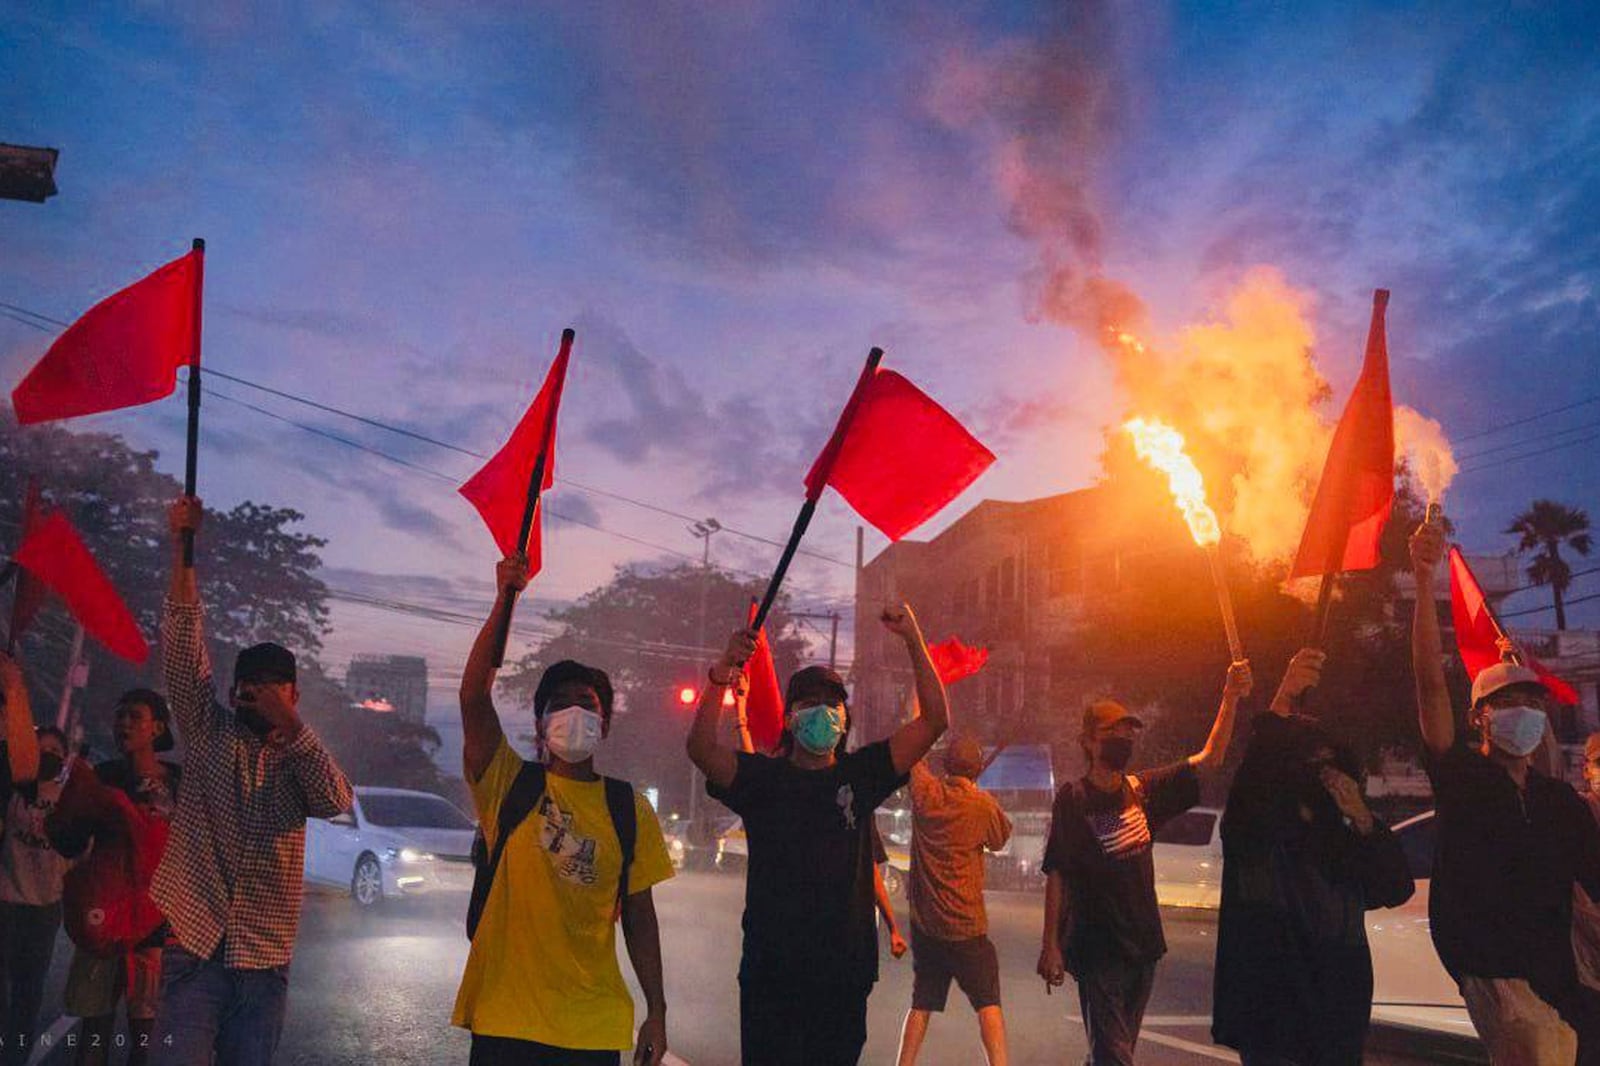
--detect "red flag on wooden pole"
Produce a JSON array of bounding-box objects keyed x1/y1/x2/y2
[
  {"x1": 754, "y1": 348, "x2": 993, "y2": 630},
  {"x1": 743, "y1": 599, "x2": 786, "y2": 752},
  {"x1": 804, "y1": 368, "x2": 996, "y2": 542},
  {"x1": 1292, "y1": 289, "x2": 1396, "y2": 581},
  {"x1": 459, "y1": 331, "x2": 573, "y2": 578},
  {"x1": 13, "y1": 509, "x2": 148, "y2": 664},
  {"x1": 459, "y1": 329, "x2": 574, "y2": 666},
  {"x1": 10, "y1": 248, "x2": 202, "y2": 424},
  {"x1": 1449, "y1": 546, "x2": 1578, "y2": 705}
]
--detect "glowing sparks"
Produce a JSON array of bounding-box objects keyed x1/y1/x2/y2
[{"x1": 1123, "y1": 417, "x2": 1222, "y2": 546}]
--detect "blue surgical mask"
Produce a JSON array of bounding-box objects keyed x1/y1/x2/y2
[
  {"x1": 1487, "y1": 705, "x2": 1547, "y2": 758},
  {"x1": 789, "y1": 704, "x2": 845, "y2": 755}
]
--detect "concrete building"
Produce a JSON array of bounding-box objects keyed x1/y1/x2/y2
[
  {"x1": 855, "y1": 489, "x2": 1599, "y2": 756},
  {"x1": 345, "y1": 654, "x2": 430, "y2": 724},
  {"x1": 852, "y1": 485, "x2": 1190, "y2": 745}
]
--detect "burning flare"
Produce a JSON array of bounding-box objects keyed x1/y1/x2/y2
[{"x1": 1123, "y1": 417, "x2": 1222, "y2": 546}]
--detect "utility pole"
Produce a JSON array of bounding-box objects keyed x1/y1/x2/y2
[{"x1": 686, "y1": 518, "x2": 722, "y2": 851}]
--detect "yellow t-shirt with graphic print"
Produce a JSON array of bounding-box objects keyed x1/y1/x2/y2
[{"x1": 451, "y1": 738, "x2": 674, "y2": 1049}]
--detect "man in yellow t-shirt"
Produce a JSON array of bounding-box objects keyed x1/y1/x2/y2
[{"x1": 453, "y1": 555, "x2": 674, "y2": 1066}]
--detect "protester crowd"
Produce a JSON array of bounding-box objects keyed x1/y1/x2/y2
[{"x1": 2, "y1": 500, "x2": 1599, "y2": 1066}]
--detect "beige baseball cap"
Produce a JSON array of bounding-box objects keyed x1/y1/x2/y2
[{"x1": 1470, "y1": 661, "x2": 1543, "y2": 707}]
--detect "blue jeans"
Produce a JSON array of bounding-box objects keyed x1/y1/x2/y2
[{"x1": 152, "y1": 945, "x2": 288, "y2": 1066}]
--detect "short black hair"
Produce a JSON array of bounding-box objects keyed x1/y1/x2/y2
[
  {"x1": 533, "y1": 660, "x2": 614, "y2": 721},
  {"x1": 118, "y1": 688, "x2": 174, "y2": 752},
  {"x1": 36, "y1": 725, "x2": 68, "y2": 748}
]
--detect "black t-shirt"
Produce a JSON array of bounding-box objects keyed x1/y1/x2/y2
[
  {"x1": 708, "y1": 740, "x2": 908, "y2": 987},
  {"x1": 1426, "y1": 745, "x2": 1600, "y2": 991},
  {"x1": 1042, "y1": 760, "x2": 1199, "y2": 972}
]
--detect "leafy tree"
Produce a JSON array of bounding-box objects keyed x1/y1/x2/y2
[
  {"x1": 1, "y1": 414, "x2": 438, "y2": 793},
  {"x1": 1506, "y1": 499, "x2": 1593, "y2": 631},
  {"x1": 501, "y1": 563, "x2": 810, "y2": 812}
]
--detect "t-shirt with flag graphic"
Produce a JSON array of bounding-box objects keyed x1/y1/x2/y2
[{"x1": 1042, "y1": 761, "x2": 1199, "y2": 974}]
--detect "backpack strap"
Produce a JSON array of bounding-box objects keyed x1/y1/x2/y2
[
  {"x1": 465, "y1": 760, "x2": 547, "y2": 940},
  {"x1": 602, "y1": 776, "x2": 637, "y2": 908}
]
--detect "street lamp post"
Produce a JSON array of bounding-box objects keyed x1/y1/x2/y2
[
  {"x1": 686, "y1": 518, "x2": 722, "y2": 845},
  {"x1": 0, "y1": 144, "x2": 59, "y2": 203}
]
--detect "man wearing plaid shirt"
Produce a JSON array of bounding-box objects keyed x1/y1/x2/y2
[{"x1": 151, "y1": 497, "x2": 352, "y2": 1066}]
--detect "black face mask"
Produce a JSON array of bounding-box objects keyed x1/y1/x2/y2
[
  {"x1": 37, "y1": 753, "x2": 64, "y2": 781},
  {"x1": 1099, "y1": 737, "x2": 1135, "y2": 771}
]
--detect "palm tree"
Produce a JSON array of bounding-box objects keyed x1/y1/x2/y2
[{"x1": 1506, "y1": 499, "x2": 1593, "y2": 630}]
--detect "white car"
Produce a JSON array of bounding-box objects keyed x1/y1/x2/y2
[
  {"x1": 1152, "y1": 806, "x2": 1224, "y2": 909},
  {"x1": 1366, "y1": 811, "x2": 1475, "y2": 1040},
  {"x1": 305, "y1": 786, "x2": 478, "y2": 907}
]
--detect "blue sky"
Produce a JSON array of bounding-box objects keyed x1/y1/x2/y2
[{"x1": 4, "y1": 0, "x2": 1598, "y2": 695}]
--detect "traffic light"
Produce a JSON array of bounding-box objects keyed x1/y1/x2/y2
[{"x1": 677, "y1": 686, "x2": 697, "y2": 707}]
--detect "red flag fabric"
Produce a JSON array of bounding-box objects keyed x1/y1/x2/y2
[
  {"x1": 11, "y1": 250, "x2": 201, "y2": 424},
  {"x1": 1448, "y1": 547, "x2": 1578, "y2": 706},
  {"x1": 928, "y1": 637, "x2": 989, "y2": 685},
  {"x1": 7, "y1": 483, "x2": 48, "y2": 644},
  {"x1": 13, "y1": 509, "x2": 148, "y2": 664},
  {"x1": 1290, "y1": 290, "x2": 1395, "y2": 578},
  {"x1": 458, "y1": 336, "x2": 572, "y2": 577},
  {"x1": 743, "y1": 600, "x2": 786, "y2": 753},
  {"x1": 804, "y1": 368, "x2": 994, "y2": 541}
]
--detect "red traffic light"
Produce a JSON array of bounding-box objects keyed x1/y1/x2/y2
[{"x1": 677, "y1": 686, "x2": 697, "y2": 706}]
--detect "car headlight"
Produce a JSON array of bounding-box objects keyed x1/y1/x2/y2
[{"x1": 382, "y1": 847, "x2": 434, "y2": 864}]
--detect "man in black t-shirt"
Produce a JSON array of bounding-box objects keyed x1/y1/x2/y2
[
  {"x1": 1411, "y1": 518, "x2": 1600, "y2": 1063},
  {"x1": 688, "y1": 603, "x2": 949, "y2": 1066},
  {"x1": 1038, "y1": 662, "x2": 1251, "y2": 1066}
]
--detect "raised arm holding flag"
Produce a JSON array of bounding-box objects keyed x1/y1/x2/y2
[{"x1": 458, "y1": 328, "x2": 574, "y2": 667}]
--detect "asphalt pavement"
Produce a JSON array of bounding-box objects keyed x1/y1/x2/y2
[
  {"x1": 264, "y1": 870, "x2": 1481, "y2": 1065},
  {"x1": 26, "y1": 869, "x2": 1484, "y2": 1064}
]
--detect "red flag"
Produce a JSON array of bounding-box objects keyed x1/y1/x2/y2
[
  {"x1": 928, "y1": 637, "x2": 989, "y2": 685},
  {"x1": 1448, "y1": 547, "x2": 1578, "y2": 706},
  {"x1": 805, "y1": 367, "x2": 994, "y2": 541},
  {"x1": 1291, "y1": 290, "x2": 1395, "y2": 578},
  {"x1": 11, "y1": 250, "x2": 202, "y2": 424},
  {"x1": 458, "y1": 336, "x2": 572, "y2": 577},
  {"x1": 743, "y1": 600, "x2": 786, "y2": 753},
  {"x1": 7, "y1": 483, "x2": 48, "y2": 645},
  {"x1": 13, "y1": 509, "x2": 148, "y2": 664}
]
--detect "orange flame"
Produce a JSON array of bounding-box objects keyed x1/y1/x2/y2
[{"x1": 1124, "y1": 417, "x2": 1221, "y2": 546}]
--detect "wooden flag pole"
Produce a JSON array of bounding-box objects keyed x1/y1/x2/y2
[
  {"x1": 1206, "y1": 545, "x2": 1245, "y2": 662},
  {"x1": 182, "y1": 238, "x2": 205, "y2": 568},
  {"x1": 752, "y1": 347, "x2": 883, "y2": 631},
  {"x1": 490, "y1": 328, "x2": 575, "y2": 668}
]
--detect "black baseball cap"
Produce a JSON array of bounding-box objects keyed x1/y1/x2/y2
[
  {"x1": 785, "y1": 665, "x2": 849, "y2": 709},
  {"x1": 234, "y1": 642, "x2": 297, "y2": 685}
]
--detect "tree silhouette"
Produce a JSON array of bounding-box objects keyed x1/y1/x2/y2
[{"x1": 1506, "y1": 499, "x2": 1593, "y2": 631}]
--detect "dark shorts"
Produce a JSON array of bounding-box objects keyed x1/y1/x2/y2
[
  {"x1": 468, "y1": 1033, "x2": 621, "y2": 1066},
  {"x1": 910, "y1": 927, "x2": 1001, "y2": 1013}
]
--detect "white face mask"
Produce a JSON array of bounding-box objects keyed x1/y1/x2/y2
[
  {"x1": 543, "y1": 705, "x2": 603, "y2": 763},
  {"x1": 1486, "y1": 705, "x2": 1548, "y2": 758}
]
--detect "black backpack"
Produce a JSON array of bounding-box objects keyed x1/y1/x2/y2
[{"x1": 465, "y1": 760, "x2": 638, "y2": 940}]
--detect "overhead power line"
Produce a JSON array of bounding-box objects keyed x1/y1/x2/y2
[{"x1": 0, "y1": 297, "x2": 853, "y2": 569}]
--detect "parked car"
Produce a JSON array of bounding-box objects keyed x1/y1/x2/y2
[
  {"x1": 305, "y1": 786, "x2": 478, "y2": 907},
  {"x1": 1152, "y1": 806, "x2": 1223, "y2": 909},
  {"x1": 1366, "y1": 811, "x2": 1475, "y2": 1042}
]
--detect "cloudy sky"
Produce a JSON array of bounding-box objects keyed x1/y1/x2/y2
[{"x1": 4, "y1": 1, "x2": 1598, "y2": 703}]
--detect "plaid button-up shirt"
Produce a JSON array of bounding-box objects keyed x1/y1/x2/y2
[{"x1": 150, "y1": 598, "x2": 352, "y2": 970}]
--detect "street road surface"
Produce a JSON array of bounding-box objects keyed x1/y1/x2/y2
[{"x1": 267, "y1": 871, "x2": 1482, "y2": 1065}]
